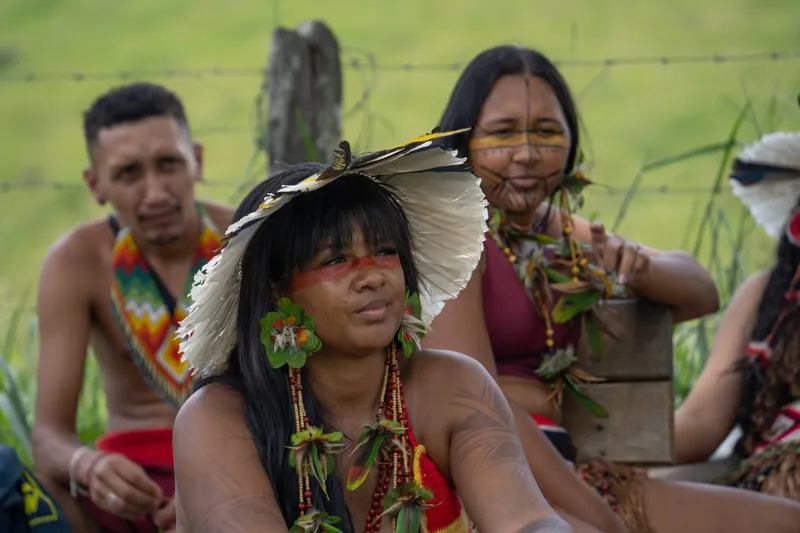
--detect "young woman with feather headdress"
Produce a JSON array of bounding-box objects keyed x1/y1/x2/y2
[
  {"x1": 169, "y1": 131, "x2": 573, "y2": 533},
  {"x1": 675, "y1": 130, "x2": 800, "y2": 500}
]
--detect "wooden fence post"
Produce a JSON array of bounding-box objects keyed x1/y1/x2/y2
[{"x1": 261, "y1": 21, "x2": 342, "y2": 172}]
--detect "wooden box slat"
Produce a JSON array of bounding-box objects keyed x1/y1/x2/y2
[
  {"x1": 563, "y1": 381, "x2": 675, "y2": 465},
  {"x1": 576, "y1": 299, "x2": 673, "y2": 381}
]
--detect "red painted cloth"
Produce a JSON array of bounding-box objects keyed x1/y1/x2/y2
[
  {"x1": 532, "y1": 414, "x2": 577, "y2": 463},
  {"x1": 79, "y1": 428, "x2": 174, "y2": 533},
  {"x1": 406, "y1": 428, "x2": 470, "y2": 533}
]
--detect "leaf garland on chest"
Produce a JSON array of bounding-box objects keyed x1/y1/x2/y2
[{"x1": 486, "y1": 170, "x2": 627, "y2": 417}]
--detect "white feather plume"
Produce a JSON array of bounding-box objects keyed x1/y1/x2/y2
[
  {"x1": 731, "y1": 179, "x2": 800, "y2": 239},
  {"x1": 178, "y1": 137, "x2": 487, "y2": 377},
  {"x1": 730, "y1": 132, "x2": 800, "y2": 239},
  {"x1": 737, "y1": 132, "x2": 800, "y2": 169},
  {"x1": 388, "y1": 168, "x2": 488, "y2": 326}
]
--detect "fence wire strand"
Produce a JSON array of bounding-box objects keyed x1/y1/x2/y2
[
  {"x1": 0, "y1": 179, "x2": 730, "y2": 196},
  {"x1": 1, "y1": 50, "x2": 798, "y2": 83}
]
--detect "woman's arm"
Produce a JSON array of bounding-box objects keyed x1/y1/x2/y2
[
  {"x1": 444, "y1": 355, "x2": 572, "y2": 533},
  {"x1": 173, "y1": 384, "x2": 288, "y2": 533},
  {"x1": 425, "y1": 256, "x2": 627, "y2": 533},
  {"x1": 570, "y1": 215, "x2": 720, "y2": 323},
  {"x1": 674, "y1": 271, "x2": 769, "y2": 463}
]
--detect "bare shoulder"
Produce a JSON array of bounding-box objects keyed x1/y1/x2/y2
[
  {"x1": 39, "y1": 219, "x2": 112, "y2": 288},
  {"x1": 43, "y1": 219, "x2": 111, "y2": 264},
  {"x1": 199, "y1": 200, "x2": 235, "y2": 232},
  {"x1": 717, "y1": 268, "x2": 772, "y2": 327},
  {"x1": 408, "y1": 348, "x2": 492, "y2": 387},
  {"x1": 175, "y1": 382, "x2": 246, "y2": 436},
  {"x1": 735, "y1": 268, "x2": 771, "y2": 300},
  {"x1": 407, "y1": 348, "x2": 503, "y2": 412},
  {"x1": 174, "y1": 383, "x2": 286, "y2": 533}
]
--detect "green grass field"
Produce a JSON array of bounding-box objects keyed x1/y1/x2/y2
[
  {"x1": 1, "y1": 0, "x2": 799, "y2": 307},
  {"x1": 0, "y1": 0, "x2": 799, "y2": 460}
]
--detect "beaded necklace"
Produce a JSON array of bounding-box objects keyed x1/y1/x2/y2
[
  {"x1": 289, "y1": 343, "x2": 420, "y2": 533},
  {"x1": 485, "y1": 186, "x2": 616, "y2": 416},
  {"x1": 486, "y1": 188, "x2": 610, "y2": 353}
]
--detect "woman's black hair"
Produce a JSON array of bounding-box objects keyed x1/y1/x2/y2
[
  {"x1": 195, "y1": 163, "x2": 421, "y2": 531},
  {"x1": 735, "y1": 225, "x2": 800, "y2": 455},
  {"x1": 436, "y1": 45, "x2": 581, "y2": 176}
]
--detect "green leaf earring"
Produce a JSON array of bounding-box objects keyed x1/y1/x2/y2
[
  {"x1": 260, "y1": 297, "x2": 322, "y2": 369},
  {"x1": 396, "y1": 291, "x2": 426, "y2": 358}
]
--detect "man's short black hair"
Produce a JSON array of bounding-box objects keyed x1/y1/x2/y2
[{"x1": 82, "y1": 82, "x2": 190, "y2": 149}]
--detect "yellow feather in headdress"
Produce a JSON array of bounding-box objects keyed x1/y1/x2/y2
[{"x1": 387, "y1": 127, "x2": 471, "y2": 151}]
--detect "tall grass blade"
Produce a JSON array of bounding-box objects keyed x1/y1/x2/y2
[
  {"x1": 0, "y1": 295, "x2": 34, "y2": 460},
  {"x1": 610, "y1": 163, "x2": 646, "y2": 233},
  {"x1": 641, "y1": 141, "x2": 734, "y2": 173},
  {"x1": 691, "y1": 99, "x2": 752, "y2": 257}
]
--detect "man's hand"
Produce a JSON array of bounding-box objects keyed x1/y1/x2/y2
[
  {"x1": 589, "y1": 221, "x2": 649, "y2": 286},
  {"x1": 153, "y1": 498, "x2": 177, "y2": 532},
  {"x1": 87, "y1": 453, "x2": 163, "y2": 520}
]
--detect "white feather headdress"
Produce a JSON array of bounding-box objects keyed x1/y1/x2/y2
[
  {"x1": 177, "y1": 129, "x2": 488, "y2": 377},
  {"x1": 729, "y1": 132, "x2": 800, "y2": 239}
]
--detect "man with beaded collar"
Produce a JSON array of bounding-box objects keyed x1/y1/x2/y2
[
  {"x1": 31, "y1": 83, "x2": 233, "y2": 533},
  {"x1": 172, "y1": 131, "x2": 576, "y2": 532},
  {"x1": 676, "y1": 130, "x2": 800, "y2": 500}
]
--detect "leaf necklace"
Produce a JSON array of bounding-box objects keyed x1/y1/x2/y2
[
  {"x1": 487, "y1": 200, "x2": 611, "y2": 418},
  {"x1": 288, "y1": 344, "x2": 433, "y2": 533}
]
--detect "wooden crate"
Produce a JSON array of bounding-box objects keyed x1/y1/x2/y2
[
  {"x1": 576, "y1": 299, "x2": 673, "y2": 380},
  {"x1": 562, "y1": 299, "x2": 676, "y2": 465},
  {"x1": 563, "y1": 381, "x2": 674, "y2": 464}
]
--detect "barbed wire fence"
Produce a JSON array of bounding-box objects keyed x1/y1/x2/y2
[
  {"x1": 0, "y1": 179, "x2": 739, "y2": 196},
  {"x1": 2, "y1": 50, "x2": 798, "y2": 83},
  {"x1": 2, "y1": 48, "x2": 798, "y2": 194},
  {"x1": 1, "y1": 23, "x2": 798, "y2": 314}
]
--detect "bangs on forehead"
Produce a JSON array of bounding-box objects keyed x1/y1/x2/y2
[
  {"x1": 315, "y1": 204, "x2": 404, "y2": 253},
  {"x1": 270, "y1": 174, "x2": 415, "y2": 281}
]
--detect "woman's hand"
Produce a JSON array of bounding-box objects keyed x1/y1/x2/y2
[
  {"x1": 588, "y1": 221, "x2": 649, "y2": 286},
  {"x1": 573, "y1": 215, "x2": 719, "y2": 322}
]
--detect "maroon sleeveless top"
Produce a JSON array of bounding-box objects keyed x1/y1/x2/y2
[{"x1": 482, "y1": 238, "x2": 581, "y2": 379}]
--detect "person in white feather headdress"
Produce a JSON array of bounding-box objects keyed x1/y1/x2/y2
[
  {"x1": 168, "y1": 130, "x2": 573, "y2": 533},
  {"x1": 676, "y1": 130, "x2": 800, "y2": 501}
]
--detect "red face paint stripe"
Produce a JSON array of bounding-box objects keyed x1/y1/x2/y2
[{"x1": 290, "y1": 255, "x2": 401, "y2": 290}]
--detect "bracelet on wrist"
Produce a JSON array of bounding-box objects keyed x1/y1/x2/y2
[
  {"x1": 69, "y1": 446, "x2": 105, "y2": 498},
  {"x1": 82, "y1": 451, "x2": 105, "y2": 486},
  {"x1": 68, "y1": 446, "x2": 92, "y2": 498}
]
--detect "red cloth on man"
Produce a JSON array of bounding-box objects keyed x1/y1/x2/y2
[{"x1": 79, "y1": 428, "x2": 174, "y2": 533}]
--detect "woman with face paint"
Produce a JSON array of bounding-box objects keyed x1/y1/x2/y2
[
  {"x1": 424, "y1": 46, "x2": 800, "y2": 533},
  {"x1": 171, "y1": 132, "x2": 572, "y2": 533}
]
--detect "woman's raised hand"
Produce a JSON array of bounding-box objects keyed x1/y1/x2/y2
[{"x1": 588, "y1": 221, "x2": 649, "y2": 286}]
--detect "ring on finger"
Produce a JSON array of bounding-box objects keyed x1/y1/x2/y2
[
  {"x1": 105, "y1": 491, "x2": 120, "y2": 508},
  {"x1": 614, "y1": 238, "x2": 626, "y2": 266},
  {"x1": 631, "y1": 243, "x2": 645, "y2": 274}
]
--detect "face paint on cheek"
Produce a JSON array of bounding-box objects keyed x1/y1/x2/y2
[
  {"x1": 473, "y1": 162, "x2": 505, "y2": 188},
  {"x1": 290, "y1": 254, "x2": 402, "y2": 290}
]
